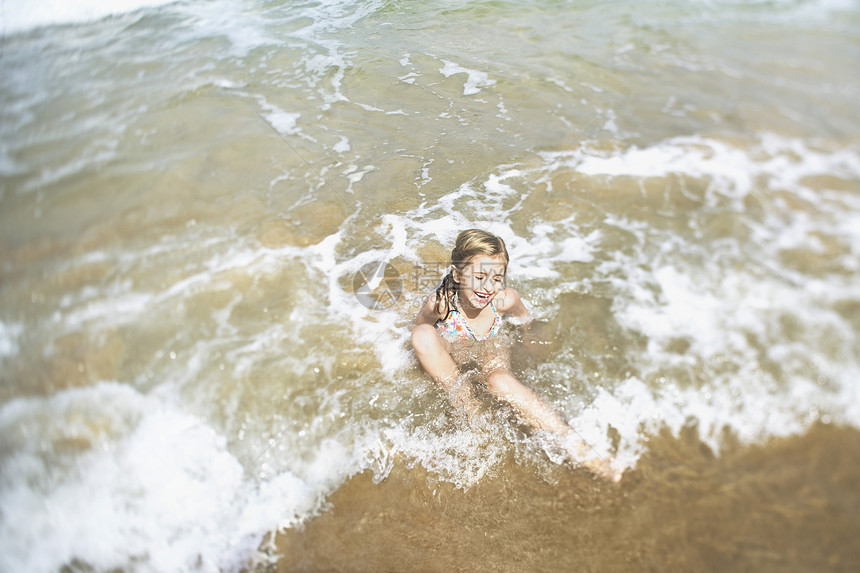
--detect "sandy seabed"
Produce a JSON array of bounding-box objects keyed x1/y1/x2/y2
[{"x1": 267, "y1": 424, "x2": 860, "y2": 573}]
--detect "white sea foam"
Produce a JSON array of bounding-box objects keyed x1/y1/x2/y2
[
  {"x1": 343, "y1": 164, "x2": 375, "y2": 192},
  {"x1": 439, "y1": 59, "x2": 496, "y2": 96},
  {"x1": 0, "y1": 383, "x2": 331, "y2": 573},
  {"x1": 0, "y1": 321, "x2": 23, "y2": 364},
  {"x1": 58, "y1": 288, "x2": 155, "y2": 332},
  {"x1": 258, "y1": 100, "x2": 301, "y2": 137},
  {"x1": 566, "y1": 136, "x2": 857, "y2": 455},
  {"x1": 0, "y1": 0, "x2": 177, "y2": 35},
  {"x1": 333, "y1": 136, "x2": 351, "y2": 153}
]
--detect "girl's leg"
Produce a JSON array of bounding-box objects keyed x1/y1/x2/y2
[
  {"x1": 411, "y1": 324, "x2": 478, "y2": 414},
  {"x1": 480, "y1": 338, "x2": 570, "y2": 434},
  {"x1": 411, "y1": 324, "x2": 458, "y2": 383},
  {"x1": 481, "y1": 339, "x2": 622, "y2": 481},
  {"x1": 483, "y1": 368, "x2": 570, "y2": 434}
]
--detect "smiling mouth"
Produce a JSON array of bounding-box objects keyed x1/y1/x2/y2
[{"x1": 474, "y1": 291, "x2": 492, "y2": 303}]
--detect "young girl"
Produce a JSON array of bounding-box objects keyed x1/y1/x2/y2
[{"x1": 411, "y1": 229, "x2": 620, "y2": 481}]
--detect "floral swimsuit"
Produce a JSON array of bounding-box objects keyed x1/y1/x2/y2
[{"x1": 438, "y1": 301, "x2": 502, "y2": 341}]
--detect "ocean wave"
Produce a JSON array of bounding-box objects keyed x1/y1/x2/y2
[{"x1": 0, "y1": 0, "x2": 178, "y2": 36}]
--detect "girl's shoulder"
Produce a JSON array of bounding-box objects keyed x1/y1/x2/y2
[{"x1": 415, "y1": 291, "x2": 449, "y2": 325}]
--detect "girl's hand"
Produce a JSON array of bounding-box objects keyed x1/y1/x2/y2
[{"x1": 450, "y1": 388, "x2": 482, "y2": 422}]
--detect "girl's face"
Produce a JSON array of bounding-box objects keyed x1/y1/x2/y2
[{"x1": 453, "y1": 255, "x2": 507, "y2": 310}]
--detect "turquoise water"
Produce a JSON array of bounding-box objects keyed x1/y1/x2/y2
[{"x1": 1, "y1": 1, "x2": 859, "y2": 571}]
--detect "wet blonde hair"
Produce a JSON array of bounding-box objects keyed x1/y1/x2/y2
[{"x1": 434, "y1": 229, "x2": 509, "y2": 320}]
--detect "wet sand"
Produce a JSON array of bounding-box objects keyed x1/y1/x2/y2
[{"x1": 269, "y1": 423, "x2": 860, "y2": 572}]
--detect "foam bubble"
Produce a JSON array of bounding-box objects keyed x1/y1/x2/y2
[
  {"x1": 0, "y1": 321, "x2": 23, "y2": 364},
  {"x1": 439, "y1": 60, "x2": 496, "y2": 96},
  {"x1": 333, "y1": 136, "x2": 351, "y2": 153},
  {"x1": 258, "y1": 99, "x2": 301, "y2": 137}
]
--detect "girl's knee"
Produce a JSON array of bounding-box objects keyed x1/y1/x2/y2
[
  {"x1": 484, "y1": 369, "x2": 515, "y2": 394},
  {"x1": 411, "y1": 323, "x2": 441, "y2": 354}
]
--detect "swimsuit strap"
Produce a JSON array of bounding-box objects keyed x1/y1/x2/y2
[{"x1": 484, "y1": 301, "x2": 502, "y2": 338}]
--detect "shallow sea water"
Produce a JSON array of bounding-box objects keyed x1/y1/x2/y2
[{"x1": 0, "y1": 1, "x2": 859, "y2": 571}]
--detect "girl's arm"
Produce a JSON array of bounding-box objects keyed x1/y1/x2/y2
[
  {"x1": 495, "y1": 288, "x2": 530, "y2": 322},
  {"x1": 413, "y1": 294, "x2": 442, "y2": 326}
]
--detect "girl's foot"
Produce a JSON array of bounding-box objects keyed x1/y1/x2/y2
[
  {"x1": 562, "y1": 434, "x2": 624, "y2": 482},
  {"x1": 581, "y1": 455, "x2": 624, "y2": 483}
]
